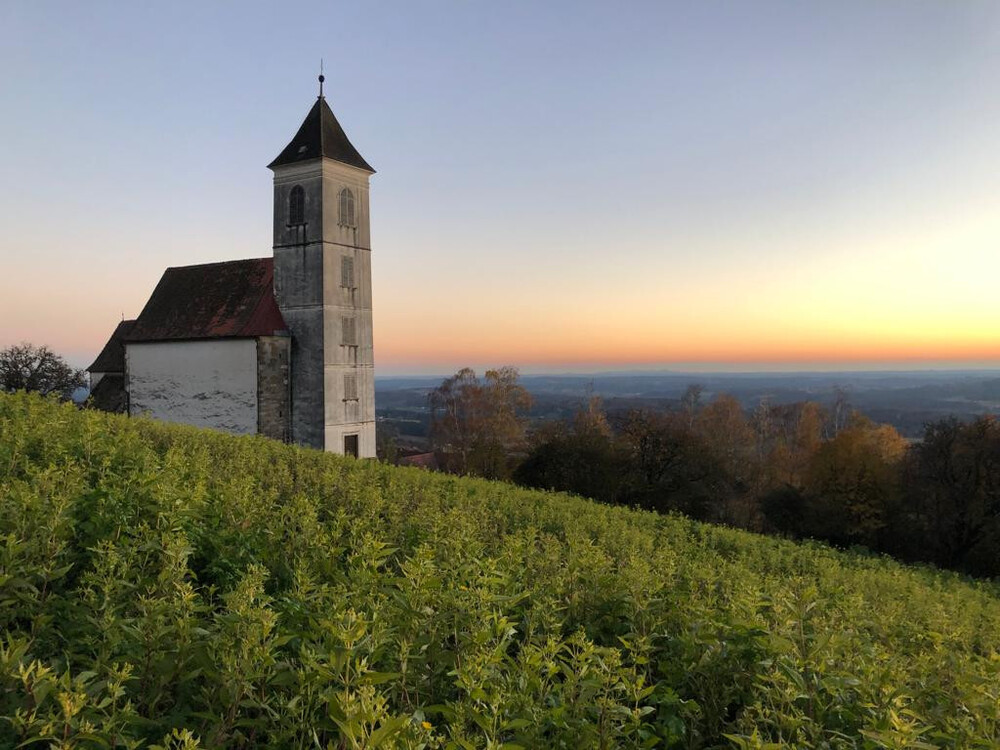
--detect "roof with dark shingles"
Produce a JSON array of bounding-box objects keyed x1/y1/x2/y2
[
  {"x1": 268, "y1": 96, "x2": 375, "y2": 172},
  {"x1": 398, "y1": 452, "x2": 439, "y2": 470},
  {"x1": 126, "y1": 258, "x2": 287, "y2": 343},
  {"x1": 87, "y1": 319, "x2": 136, "y2": 373}
]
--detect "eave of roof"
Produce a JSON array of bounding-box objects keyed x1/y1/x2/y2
[{"x1": 267, "y1": 96, "x2": 375, "y2": 173}]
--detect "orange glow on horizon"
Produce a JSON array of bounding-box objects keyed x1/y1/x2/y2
[{"x1": 374, "y1": 308, "x2": 1000, "y2": 369}]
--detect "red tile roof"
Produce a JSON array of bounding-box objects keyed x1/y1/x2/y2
[
  {"x1": 127, "y1": 258, "x2": 287, "y2": 342},
  {"x1": 398, "y1": 452, "x2": 439, "y2": 470}
]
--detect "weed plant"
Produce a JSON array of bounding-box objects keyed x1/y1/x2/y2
[{"x1": 1, "y1": 392, "x2": 999, "y2": 748}]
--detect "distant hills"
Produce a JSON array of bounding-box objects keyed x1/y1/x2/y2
[{"x1": 378, "y1": 369, "x2": 1000, "y2": 438}]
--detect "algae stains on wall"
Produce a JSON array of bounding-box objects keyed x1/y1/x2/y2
[
  {"x1": 257, "y1": 336, "x2": 291, "y2": 442},
  {"x1": 127, "y1": 339, "x2": 258, "y2": 434}
]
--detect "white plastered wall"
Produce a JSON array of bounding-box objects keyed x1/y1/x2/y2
[{"x1": 126, "y1": 339, "x2": 258, "y2": 435}]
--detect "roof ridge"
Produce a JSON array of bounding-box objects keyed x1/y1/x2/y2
[{"x1": 164, "y1": 257, "x2": 270, "y2": 272}]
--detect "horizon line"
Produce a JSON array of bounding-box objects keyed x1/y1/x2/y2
[{"x1": 375, "y1": 364, "x2": 1000, "y2": 379}]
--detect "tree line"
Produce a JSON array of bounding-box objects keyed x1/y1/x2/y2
[{"x1": 423, "y1": 368, "x2": 1000, "y2": 579}]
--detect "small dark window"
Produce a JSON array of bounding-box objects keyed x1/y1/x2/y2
[
  {"x1": 289, "y1": 185, "x2": 305, "y2": 225},
  {"x1": 341, "y1": 256, "x2": 355, "y2": 288},
  {"x1": 344, "y1": 434, "x2": 359, "y2": 457},
  {"x1": 338, "y1": 188, "x2": 355, "y2": 227},
  {"x1": 341, "y1": 316, "x2": 356, "y2": 346},
  {"x1": 344, "y1": 372, "x2": 358, "y2": 401}
]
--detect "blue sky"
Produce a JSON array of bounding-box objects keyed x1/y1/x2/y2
[{"x1": 2, "y1": 1, "x2": 999, "y2": 374}]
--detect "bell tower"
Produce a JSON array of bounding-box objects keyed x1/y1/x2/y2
[{"x1": 268, "y1": 76, "x2": 376, "y2": 457}]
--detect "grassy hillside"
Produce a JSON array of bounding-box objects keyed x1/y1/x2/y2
[{"x1": 2, "y1": 393, "x2": 999, "y2": 749}]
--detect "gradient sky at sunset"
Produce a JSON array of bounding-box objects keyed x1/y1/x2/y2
[{"x1": 2, "y1": 1, "x2": 999, "y2": 375}]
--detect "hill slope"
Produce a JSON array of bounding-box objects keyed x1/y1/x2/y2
[{"x1": 1, "y1": 392, "x2": 999, "y2": 748}]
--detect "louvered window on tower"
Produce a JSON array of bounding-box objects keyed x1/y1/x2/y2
[
  {"x1": 338, "y1": 188, "x2": 356, "y2": 227},
  {"x1": 288, "y1": 185, "x2": 305, "y2": 225},
  {"x1": 341, "y1": 316, "x2": 356, "y2": 346},
  {"x1": 344, "y1": 372, "x2": 358, "y2": 401},
  {"x1": 341, "y1": 256, "x2": 355, "y2": 289}
]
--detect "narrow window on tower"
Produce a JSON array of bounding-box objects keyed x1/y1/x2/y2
[
  {"x1": 341, "y1": 316, "x2": 356, "y2": 346},
  {"x1": 338, "y1": 188, "x2": 356, "y2": 227},
  {"x1": 341, "y1": 255, "x2": 355, "y2": 289},
  {"x1": 344, "y1": 372, "x2": 358, "y2": 401},
  {"x1": 288, "y1": 185, "x2": 305, "y2": 225}
]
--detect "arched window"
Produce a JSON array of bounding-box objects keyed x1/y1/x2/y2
[
  {"x1": 288, "y1": 185, "x2": 305, "y2": 225},
  {"x1": 338, "y1": 188, "x2": 356, "y2": 228}
]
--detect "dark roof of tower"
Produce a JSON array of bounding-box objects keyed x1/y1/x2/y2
[
  {"x1": 87, "y1": 319, "x2": 136, "y2": 373},
  {"x1": 268, "y1": 96, "x2": 375, "y2": 172},
  {"x1": 126, "y1": 258, "x2": 287, "y2": 342}
]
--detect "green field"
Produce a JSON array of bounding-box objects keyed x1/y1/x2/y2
[{"x1": 2, "y1": 392, "x2": 999, "y2": 749}]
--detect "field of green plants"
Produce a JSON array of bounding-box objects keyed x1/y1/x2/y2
[{"x1": 2, "y1": 392, "x2": 1000, "y2": 749}]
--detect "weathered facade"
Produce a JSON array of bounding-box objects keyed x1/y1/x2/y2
[
  {"x1": 256, "y1": 336, "x2": 291, "y2": 442},
  {"x1": 127, "y1": 339, "x2": 261, "y2": 434},
  {"x1": 109, "y1": 257, "x2": 292, "y2": 438},
  {"x1": 269, "y1": 91, "x2": 377, "y2": 457},
  {"x1": 87, "y1": 83, "x2": 375, "y2": 457}
]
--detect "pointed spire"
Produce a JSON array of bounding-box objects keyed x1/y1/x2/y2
[{"x1": 268, "y1": 83, "x2": 375, "y2": 172}]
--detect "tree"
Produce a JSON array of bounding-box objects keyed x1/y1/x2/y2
[
  {"x1": 680, "y1": 383, "x2": 704, "y2": 428},
  {"x1": 573, "y1": 393, "x2": 612, "y2": 439},
  {"x1": 827, "y1": 386, "x2": 851, "y2": 438},
  {"x1": 696, "y1": 394, "x2": 754, "y2": 480},
  {"x1": 619, "y1": 409, "x2": 729, "y2": 520},
  {"x1": 803, "y1": 414, "x2": 906, "y2": 548},
  {"x1": 0, "y1": 342, "x2": 84, "y2": 400},
  {"x1": 789, "y1": 401, "x2": 825, "y2": 482},
  {"x1": 695, "y1": 394, "x2": 757, "y2": 525},
  {"x1": 515, "y1": 396, "x2": 624, "y2": 504},
  {"x1": 428, "y1": 367, "x2": 482, "y2": 474},
  {"x1": 758, "y1": 401, "x2": 826, "y2": 491},
  {"x1": 902, "y1": 416, "x2": 1000, "y2": 575},
  {"x1": 428, "y1": 366, "x2": 532, "y2": 478},
  {"x1": 376, "y1": 421, "x2": 401, "y2": 465},
  {"x1": 760, "y1": 484, "x2": 807, "y2": 537}
]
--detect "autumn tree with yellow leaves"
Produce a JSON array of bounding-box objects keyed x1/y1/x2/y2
[{"x1": 428, "y1": 366, "x2": 532, "y2": 478}]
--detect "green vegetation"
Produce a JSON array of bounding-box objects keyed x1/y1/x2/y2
[
  {"x1": 513, "y1": 388, "x2": 1000, "y2": 580},
  {"x1": 2, "y1": 392, "x2": 1000, "y2": 749}
]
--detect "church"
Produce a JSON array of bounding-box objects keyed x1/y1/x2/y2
[{"x1": 87, "y1": 77, "x2": 376, "y2": 458}]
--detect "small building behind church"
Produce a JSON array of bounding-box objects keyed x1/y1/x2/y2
[
  {"x1": 88, "y1": 80, "x2": 377, "y2": 458},
  {"x1": 87, "y1": 319, "x2": 135, "y2": 414}
]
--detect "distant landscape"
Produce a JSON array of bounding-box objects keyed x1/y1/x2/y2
[{"x1": 377, "y1": 369, "x2": 1000, "y2": 445}]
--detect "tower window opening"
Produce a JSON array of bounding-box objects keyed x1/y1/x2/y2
[
  {"x1": 341, "y1": 255, "x2": 355, "y2": 289},
  {"x1": 344, "y1": 372, "x2": 358, "y2": 401},
  {"x1": 341, "y1": 316, "x2": 357, "y2": 346},
  {"x1": 288, "y1": 185, "x2": 305, "y2": 225},
  {"x1": 339, "y1": 188, "x2": 356, "y2": 227}
]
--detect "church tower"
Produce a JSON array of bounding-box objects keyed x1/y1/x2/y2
[{"x1": 268, "y1": 77, "x2": 376, "y2": 457}]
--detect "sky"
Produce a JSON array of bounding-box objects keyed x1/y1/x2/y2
[{"x1": 1, "y1": 1, "x2": 999, "y2": 375}]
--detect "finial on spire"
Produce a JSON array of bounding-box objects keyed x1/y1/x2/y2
[{"x1": 318, "y1": 59, "x2": 325, "y2": 99}]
